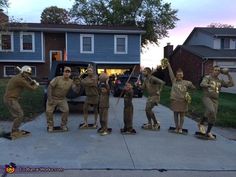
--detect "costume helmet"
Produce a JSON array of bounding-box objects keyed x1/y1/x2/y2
[{"x1": 21, "y1": 65, "x2": 32, "y2": 74}]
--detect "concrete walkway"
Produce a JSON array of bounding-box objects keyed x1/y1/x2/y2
[{"x1": 0, "y1": 96, "x2": 236, "y2": 176}]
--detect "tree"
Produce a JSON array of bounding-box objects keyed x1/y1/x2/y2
[
  {"x1": 0, "y1": 0, "x2": 8, "y2": 8},
  {"x1": 208, "y1": 23, "x2": 234, "y2": 28},
  {"x1": 41, "y1": 6, "x2": 71, "y2": 24},
  {"x1": 70, "y1": 0, "x2": 178, "y2": 45}
]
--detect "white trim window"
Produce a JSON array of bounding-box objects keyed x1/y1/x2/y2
[
  {"x1": 80, "y1": 34, "x2": 94, "y2": 53},
  {"x1": 20, "y1": 32, "x2": 35, "y2": 52},
  {"x1": 114, "y1": 35, "x2": 128, "y2": 54},
  {"x1": 0, "y1": 32, "x2": 14, "y2": 52},
  {"x1": 4, "y1": 65, "x2": 36, "y2": 77},
  {"x1": 221, "y1": 38, "x2": 230, "y2": 49}
]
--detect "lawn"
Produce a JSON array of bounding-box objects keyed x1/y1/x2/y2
[
  {"x1": 0, "y1": 79, "x2": 45, "y2": 121},
  {"x1": 160, "y1": 86, "x2": 236, "y2": 128}
]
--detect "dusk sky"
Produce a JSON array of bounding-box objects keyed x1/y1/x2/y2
[{"x1": 5, "y1": 0, "x2": 236, "y2": 67}]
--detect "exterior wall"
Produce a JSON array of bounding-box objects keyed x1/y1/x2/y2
[
  {"x1": 164, "y1": 44, "x2": 173, "y2": 59},
  {"x1": 203, "y1": 59, "x2": 214, "y2": 75},
  {"x1": 186, "y1": 31, "x2": 214, "y2": 48},
  {"x1": 67, "y1": 33, "x2": 140, "y2": 63},
  {"x1": 170, "y1": 48, "x2": 203, "y2": 87},
  {"x1": 0, "y1": 30, "x2": 142, "y2": 80},
  {"x1": 0, "y1": 31, "x2": 43, "y2": 61},
  {"x1": 0, "y1": 62, "x2": 49, "y2": 81},
  {"x1": 0, "y1": 10, "x2": 9, "y2": 23}
]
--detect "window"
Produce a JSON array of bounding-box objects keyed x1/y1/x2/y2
[
  {"x1": 80, "y1": 34, "x2": 94, "y2": 53},
  {"x1": 221, "y1": 38, "x2": 230, "y2": 49},
  {"x1": 0, "y1": 32, "x2": 13, "y2": 51},
  {"x1": 4, "y1": 65, "x2": 36, "y2": 77},
  {"x1": 114, "y1": 35, "x2": 128, "y2": 54},
  {"x1": 20, "y1": 32, "x2": 35, "y2": 52}
]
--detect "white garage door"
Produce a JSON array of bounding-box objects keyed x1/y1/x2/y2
[{"x1": 220, "y1": 71, "x2": 236, "y2": 94}]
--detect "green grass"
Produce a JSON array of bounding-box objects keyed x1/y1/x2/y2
[
  {"x1": 0, "y1": 79, "x2": 44, "y2": 122},
  {"x1": 159, "y1": 86, "x2": 236, "y2": 128}
]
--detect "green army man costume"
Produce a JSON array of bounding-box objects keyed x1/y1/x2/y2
[
  {"x1": 3, "y1": 66, "x2": 39, "y2": 138},
  {"x1": 121, "y1": 82, "x2": 136, "y2": 134},
  {"x1": 198, "y1": 66, "x2": 234, "y2": 139},
  {"x1": 98, "y1": 82, "x2": 110, "y2": 135},
  {"x1": 141, "y1": 67, "x2": 165, "y2": 130},
  {"x1": 80, "y1": 66, "x2": 99, "y2": 128},
  {"x1": 167, "y1": 62, "x2": 196, "y2": 133},
  {"x1": 46, "y1": 66, "x2": 80, "y2": 132}
]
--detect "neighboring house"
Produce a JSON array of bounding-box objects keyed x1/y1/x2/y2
[
  {"x1": 164, "y1": 27, "x2": 236, "y2": 93},
  {"x1": 0, "y1": 12, "x2": 144, "y2": 80}
]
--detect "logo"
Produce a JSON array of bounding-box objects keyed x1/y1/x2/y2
[{"x1": 5, "y1": 162, "x2": 16, "y2": 174}]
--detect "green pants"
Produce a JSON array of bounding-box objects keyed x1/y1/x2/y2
[
  {"x1": 46, "y1": 99, "x2": 69, "y2": 127},
  {"x1": 4, "y1": 97, "x2": 24, "y2": 132},
  {"x1": 203, "y1": 96, "x2": 218, "y2": 124},
  {"x1": 123, "y1": 105, "x2": 133, "y2": 129},
  {"x1": 99, "y1": 107, "x2": 108, "y2": 130},
  {"x1": 145, "y1": 95, "x2": 159, "y2": 124}
]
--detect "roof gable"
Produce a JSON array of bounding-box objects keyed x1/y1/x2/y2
[
  {"x1": 173, "y1": 45, "x2": 236, "y2": 60},
  {"x1": 183, "y1": 27, "x2": 236, "y2": 45}
]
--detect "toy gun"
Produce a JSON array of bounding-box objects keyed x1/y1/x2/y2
[
  {"x1": 209, "y1": 81, "x2": 220, "y2": 93},
  {"x1": 185, "y1": 92, "x2": 191, "y2": 104}
]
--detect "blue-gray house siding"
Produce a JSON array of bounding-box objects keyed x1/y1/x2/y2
[
  {"x1": 0, "y1": 23, "x2": 145, "y2": 79},
  {"x1": 0, "y1": 32, "x2": 43, "y2": 62},
  {"x1": 67, "y1": 33, "x2": 140, "y2": 63},
  {"x1": 185, "y1": 31, "x2": 214, "y2": 48}
]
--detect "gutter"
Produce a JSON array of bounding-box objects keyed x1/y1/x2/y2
[{"x1": 6, "y1": 27, "x2": 146, "y2": 34}]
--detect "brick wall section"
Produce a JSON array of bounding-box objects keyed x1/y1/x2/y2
[
  {"x1": 203, "y1": 59, "x2": 214, "y2": 75},
  {"x1": 0, "y1": 62, "x2": 50, "y2": 83},
  {"x1": 0, "y1": 10, "x2": 9, "y2": 24},
  {"x1": 164, "y1": 44, "x2": 173, "y2": 59},
  {"x1": 170, "y1": 47, "x2": 204, "y2": 87}
]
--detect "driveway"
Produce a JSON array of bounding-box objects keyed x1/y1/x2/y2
[{"x1": 1, "y1": 96, "x2": 236, "y2": 176}]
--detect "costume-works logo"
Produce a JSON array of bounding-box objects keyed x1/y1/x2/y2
[{"x1": 4, "y1": 162, "x2": 16, "y2": 174}]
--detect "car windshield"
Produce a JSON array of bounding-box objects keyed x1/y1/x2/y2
[{"x1": 118, "y1": 76, "x2": 138, "y2": 84}]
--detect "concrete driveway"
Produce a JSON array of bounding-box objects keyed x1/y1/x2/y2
[{"x1": 0, "y1": 96, "x2": 236, "y2": 176}]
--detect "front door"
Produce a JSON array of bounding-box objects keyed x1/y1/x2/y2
[{"x1": 50, "y1": 50, "x2": 62, "y2": 68}]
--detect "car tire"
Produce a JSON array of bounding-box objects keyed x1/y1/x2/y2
[
  {"x1": 138, "y1": 93, "x2": 143, "y2": 98},
  {"x1": 113, "y1": 93, "x2": 118, "y2": 97}
]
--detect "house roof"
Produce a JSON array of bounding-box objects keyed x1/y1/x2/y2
[
  {"x1": 1, "y1": 23, "x2": 145, "y2": 34},
  {"x1": 184, "y1": 27, "x2": 236, "y2": 45},
  {"x1": 174, "y1": 45, "x2": 236, "y2": 60}
]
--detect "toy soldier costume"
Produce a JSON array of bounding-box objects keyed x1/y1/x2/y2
[
  {"x1": 97, "y1": 81, "x2": 110, "y2": 135},
  {"x1": 167, "y1": 62, "x2": 196, "y2": 133},
  {"x1": 3, "y1": 66, "x2": 39, "y2": 138},
  {"x1": 80, "y1": 66, "x2": 99, "y2": 128},
  {"x1": 141, "y1": 67, "x2": 165, "y2": 130},
  {"x1": 46, "y1": 66, "x2": 80, "y2": 132},
  {"x1": 121, "y1": 82, "x2": 136, "y2": 134},
  {"x1": 198, "y1": 66, "x2": 234, "y2": 139}
]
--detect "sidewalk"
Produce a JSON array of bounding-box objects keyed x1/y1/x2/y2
[{"x1": 0, "y1": 96, "x2": 236, "y2": 175}]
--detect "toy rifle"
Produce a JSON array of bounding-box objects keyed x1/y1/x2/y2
[{"x1": 116, "y1": 65, "x2": 137, "y2": 105}]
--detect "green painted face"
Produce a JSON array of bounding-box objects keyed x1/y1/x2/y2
[
  {"x1": 176, "y1": 72, "x2": 183, "y2": 80},
  {"x1": 213, "y1": 67, "x2": 220, "y2": 77}
]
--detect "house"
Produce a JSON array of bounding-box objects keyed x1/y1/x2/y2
[
  {"x1": 164, "y1": 27, "x2": 236, "y2": 93},
  {"x1": 0, "y1": 12, "x2": 145, "y2": 80}
]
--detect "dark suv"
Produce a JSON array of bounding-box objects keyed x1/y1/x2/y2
[
  {"x1": 44, "y1": 61, "x2": 96, "y2": 106},
  {"x1": 113, "y1": 75, "x2": 143, "y2": 98}
]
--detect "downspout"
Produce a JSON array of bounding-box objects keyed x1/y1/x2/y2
[{"x1": 201, "y1": 57, "x2": 209, "y2": 77}]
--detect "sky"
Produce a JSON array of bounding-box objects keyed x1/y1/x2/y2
[{"x1": 4, "y1": 0, "x2": 236, "y2": 67}]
